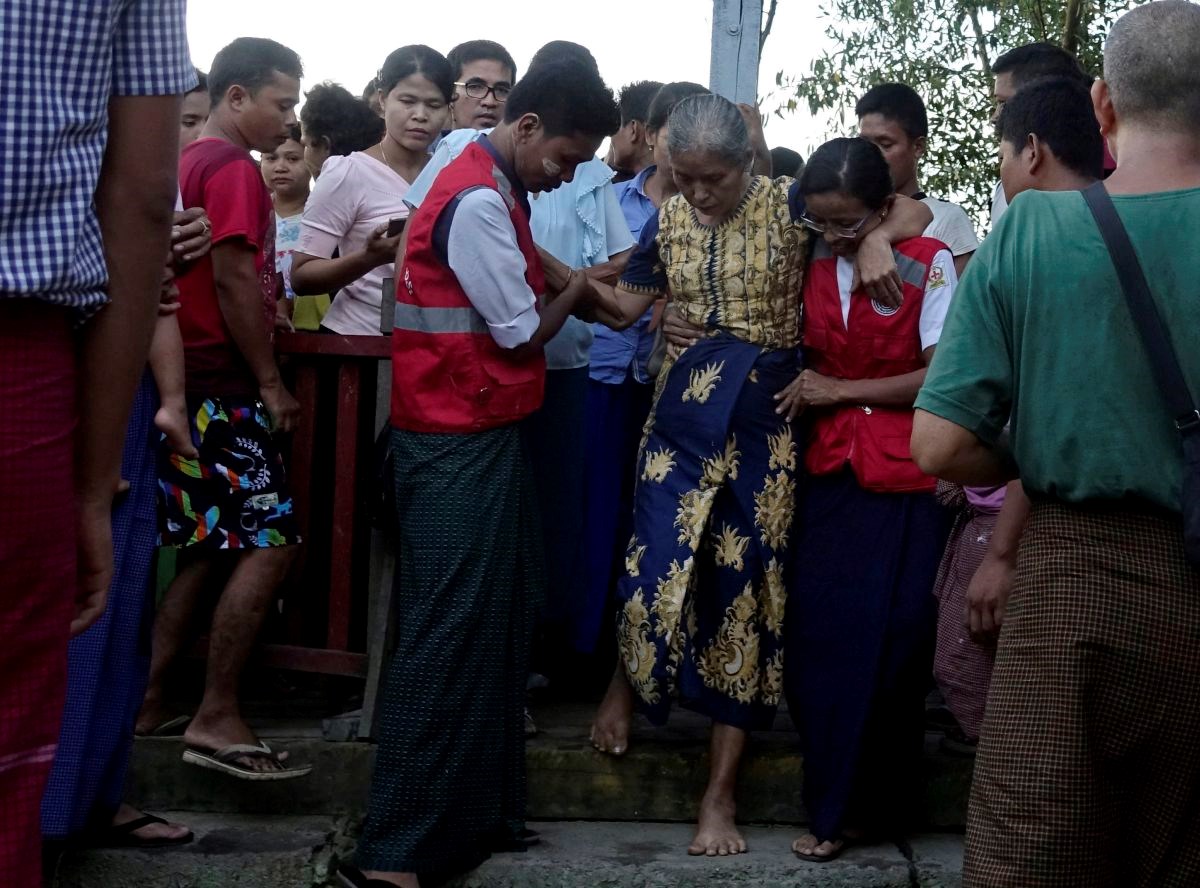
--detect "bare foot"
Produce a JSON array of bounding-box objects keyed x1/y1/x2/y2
[
  {"x1": 183, "y1": 709, "x2": 289, "y2": 773},
  {"x1": 155, "y1": 402, "x2": 198, "y2": 459},
  {"x1": 362, "y1": 871, "x2": 419, "y2": 887},
  {"x1": 590, "y1": 667, "x2": 633, "y2": 756},
  {"x1": 112, "y1": 803, "x2": 190, "y2": 843},
  {"x1": 687, "y1": 792, "x2": 746, "y2": 856},
  {"x1": 792, "y1": 832, "x2": 845, "y2": 860}
]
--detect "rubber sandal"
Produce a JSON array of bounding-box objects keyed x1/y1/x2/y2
[
  {"x1": 793, "y1": 837, "x2": 848, "y2": 863},
  {"x1": 92, "y1": 814, "x2": 194, "y2": 848},
  {"x1": 181, "y1": 741, "x2": 312, "y2": 781},
  {"x1": 335, "y1": 862, "x2": 401, "y2": 888},
  {"x1": 136, "y1": 714, "x2": 192, "y2": 737}
]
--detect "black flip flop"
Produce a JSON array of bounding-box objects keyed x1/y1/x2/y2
[
  {"x1": 93, "y1": 814, "x2": 194, "y2": 849},
  {"x1": 336, "y1": 863, "x2": 393, "y2": 888}
]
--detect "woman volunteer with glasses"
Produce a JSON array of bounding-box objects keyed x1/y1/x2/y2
[
  {"x1": 775, "y1": 136, "x2": 956, "y2": 864},
  {"x1": 584, "y1": 99, "x2": 932, "y2": 857}
]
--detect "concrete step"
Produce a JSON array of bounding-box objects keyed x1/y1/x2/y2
[
  {"x1": 54, "y1": 816, "x2": 964, "y2": 888},
  {"x1": 128, "y1": 704, "x2": 973, "y2": 827}
]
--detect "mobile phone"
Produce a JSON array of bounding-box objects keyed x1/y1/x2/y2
[{"x1": 386, "y1": 217, "x2": 406, "y2": 237}]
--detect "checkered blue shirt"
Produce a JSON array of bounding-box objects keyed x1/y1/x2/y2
[{"x1": 0, "y1": 0, "x2": 196, "y2": 311}]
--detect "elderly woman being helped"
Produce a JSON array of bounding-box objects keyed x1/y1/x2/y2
[{"x1": 585, "y1": 95, "x2": 932, "y2": 856}]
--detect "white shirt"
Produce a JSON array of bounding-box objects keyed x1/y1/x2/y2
[
  {"x1": 445, "y1": 188, "x2": 540, "y2": 349},
  {"x1": 298, "y1": 152, "x2": 411, "y2": 336},
  {"x1": 922, "y1": 196, "x2": 979, "y2": 257},
  {"x1": 834, "y1": 248, "x2": 957, "y2": 350},
  {"x1": 991, "y1": 181, "x2": 1009, "y2": 226}
]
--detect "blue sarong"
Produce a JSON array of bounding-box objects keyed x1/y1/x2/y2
[
  {"x1": 42, "y1": 374, "x2": 159, "y2": 838},
  {"x1": 616, "y1": 334, "x2": 798, "y2": 730}
]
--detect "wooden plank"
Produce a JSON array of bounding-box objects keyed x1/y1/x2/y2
[
  {"x1": 257, "y1": 644, "x2": 367, "y2": 677},
  {"x1": 277, "y1": 331, "x2": 392, "y2": 359},
  {"x1": 360, "y1": 526, "x2": 396, "y2": 739},
  {"x1": 327, "y1": 361, "x2": 361, "y2": 651}
]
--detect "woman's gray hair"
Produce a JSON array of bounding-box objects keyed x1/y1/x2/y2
[{"x1": 666, "y1": 94, "x2": 752, "y2": 170}]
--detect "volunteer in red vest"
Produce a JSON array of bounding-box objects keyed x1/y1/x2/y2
[
  {"x1": 775, "y1": 137, "x2": 956, "y2": 864},
  {"x1": 342, "y1": 59, "x2": 619, "y2": 888}
]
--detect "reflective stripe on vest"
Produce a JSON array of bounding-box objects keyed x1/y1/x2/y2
[
  {"x1": 393, "y1": 302, "x2": 489, "y2": 335},
  {"x1": 895, "y1": 253, "x2": 929, "y2": 290}
]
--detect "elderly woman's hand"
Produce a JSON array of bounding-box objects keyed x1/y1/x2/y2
[
  {"x1": 774, "y1": 369, "x2": 844, "y2": 421},
  {"x1": 853, "y1": 230, "x2": 904, "y2": 308},
  {"x1": 661, "y1": 304, "x2": 706, "y2": 349}
]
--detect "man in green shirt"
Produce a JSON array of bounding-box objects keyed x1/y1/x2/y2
[{"x1": 912, "y1": 3, "x2": 1200, "y2": 885}]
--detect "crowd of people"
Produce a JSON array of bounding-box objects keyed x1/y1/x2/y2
[{"x1": 2, "y1": 2, "x2": 1199, "y2": 888}]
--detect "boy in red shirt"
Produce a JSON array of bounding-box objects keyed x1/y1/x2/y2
[{"x1": 138, "y1": 37, "x2": 310, "y2": 780}]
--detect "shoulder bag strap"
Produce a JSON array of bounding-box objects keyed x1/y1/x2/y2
[{"x1": 1080, "y1": 181, "x2": 1200, "y2": 434}]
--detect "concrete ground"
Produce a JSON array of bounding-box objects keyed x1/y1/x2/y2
[{"x1": 53, "y1": 815, "x2": 964, "y2": 888}]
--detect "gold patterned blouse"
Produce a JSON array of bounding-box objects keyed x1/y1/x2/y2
[{"x1": 618, "y1": 175, "x2": 808, "y2": 350}]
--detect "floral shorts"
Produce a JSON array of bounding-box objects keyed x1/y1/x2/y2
[{"x1": 158, "y1": 396, "x2": 301, "y2": 550}]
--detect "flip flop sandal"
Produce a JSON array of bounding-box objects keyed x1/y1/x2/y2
[
  {"x1": 182, "y1": 742, "x2": 313, "y2": 781},
  {"x1": 793, "y1": 837, "x2": 848, "y2": 863},
  {"x1": 488, "y1": 827, "x2": 541, "y2": 852},
  {"x1": 92, "y1": 814, "x2": 194, "y2": 848},
  {"x1": 335, "y1": 863, "x2": 401, "y2": 888},
  {"x1": 136, "y1": 714, "x2": 192, "y2": 737}
]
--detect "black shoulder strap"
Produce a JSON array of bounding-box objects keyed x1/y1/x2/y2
[{"x1": 1080, "y1": 181, "x2": 1200, "y2": 433}]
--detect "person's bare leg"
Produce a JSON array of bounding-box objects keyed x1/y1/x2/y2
[
  {"x1": 136, "y1": 555, "x2": 215, "y2": 734},
  {"x1": 590, "y1": 663, "x2": 634, "y2": 756},
  {"x1": 111, "y1": 803, "x2": 190, "y2": 842},
  {"x1": 361, "y1": 871, "x2": 419, "y2": 887},
  {"x1": 688, "y1": 721, "x2": 747, "y2": 856},
  {"x1": 182, "y1": 546, "x2": 296, "y2": 772},
  {"x1": 148, "y1": 314, "x2": 197, "y2": 459}
]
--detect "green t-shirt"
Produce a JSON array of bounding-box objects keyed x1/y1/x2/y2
[{"x1": 916, "y1": 185, "x2": 1200, "y2": 512}]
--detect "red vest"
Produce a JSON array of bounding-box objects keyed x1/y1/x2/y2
[
  {"x1": 391, "y1": 140, "x2": 546, "y2": 433},
  {"x1": 802, "y1": 237, "x2": 946, "y2": 493}
]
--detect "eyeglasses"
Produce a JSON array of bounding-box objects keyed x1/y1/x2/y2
[
  {"x1": 799, "y1": 208, "x2": 884, "y2": 239},
  {"x1": 454, "y1": 80, "x2": 512, "y2": 102}
]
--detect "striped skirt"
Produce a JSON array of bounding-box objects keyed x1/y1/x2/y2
[{"x1": 965, "y1": 500, "x2": 1200, "y2": 887}]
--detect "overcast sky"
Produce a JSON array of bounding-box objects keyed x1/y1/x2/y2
[{"x1": 186, "y1": 0, "x2": 839, "y2": 159}]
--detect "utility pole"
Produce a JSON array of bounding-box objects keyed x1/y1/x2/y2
[{"x1": 709, "y1": 0, "x2": 764, "y2": 104}]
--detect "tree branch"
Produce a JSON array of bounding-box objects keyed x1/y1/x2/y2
[
  {"x1": 967, "y1": 6, "x2": 993, "y2": 79},
  {"x1": 1061, "y1": 0, "x2": 1086, "y2": 55},
  {"x1": 760, "y1": 0, "x2": 779, "y2": 55}
]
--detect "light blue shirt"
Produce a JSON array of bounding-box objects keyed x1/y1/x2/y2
[
  {"x1": 406, "y1": 131, "x2": 633, "y2": 370},
  {"x1": 589, "y1": 165, "x2": 660, "y2": 384}
]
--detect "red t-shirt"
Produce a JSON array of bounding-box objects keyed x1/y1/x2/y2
[{"x1": 177, "y1": 138, "x2": 277, "y2": 397}]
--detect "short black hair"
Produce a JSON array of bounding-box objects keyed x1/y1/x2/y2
[
  {"x1": 799, "y1": 137, "x2": 894, "y2": 210},
  {"x1": 528, "y1": 41, "x2": 597, "y2": 74},
  {"x1": 377, "y1": 44, "x2": 454, "y2": 103},
  {"x1": 998, "y1": 76, "x2": 1104, "y2": 179},
  {"x1": 618, "y1": 80, "x2": 663, "y2": 126},
  {"x1": 208, "y1": 37, "x2": 303, "y2": 109},
  {"x1": 646, "y1": 81, "x2": 710, "y2": 133},
  {"x1": 855, "y1": 82, "x2": 928, "y2": 140},
  {"x1": 503, "y1": 59, "x2": 619, "y2": 139},
  {"x1": 187, "y1": 69, "x2": 208, "y2": 97},
  {"x1": 769, "y1": 146, "x2": 805, "y2": 177},
  {"x1": 300, "y1": 81, "x2": 385, "y2": 157},
  {"x1": 447, "y1": 39, "x2": 517, "y2": 83},
  {"x1": 992, "y1": 42, "x2": 1090, "y2": 89}
]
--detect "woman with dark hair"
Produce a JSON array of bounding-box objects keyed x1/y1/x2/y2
[
  {"x1": 584, "y1": 100, "x2": 933, "y2": 857},
  {"x1": 291, "y1": 46, "x2": 451, "y2": 335},
  {"x1": 299, "y1": 81, "x2": 385, "y2": 179},
  {"x1": 778, "y1": 137, "x2": 956, "y2": 862}
]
